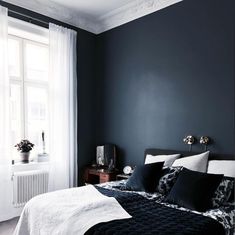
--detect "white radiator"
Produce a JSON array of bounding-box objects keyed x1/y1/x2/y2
[{"x1": 13, "y1": 170, "x2": 49, "y2": 207}]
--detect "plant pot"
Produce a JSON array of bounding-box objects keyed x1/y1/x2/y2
[{"x1": 19, "y1": 152, "x2": 30, "y2": 163}]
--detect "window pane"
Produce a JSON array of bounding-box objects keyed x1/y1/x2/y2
[
  {"x1": 26, "y1": 86, "x2": 49, "y2": 153},
  {"x1": 25, "y1": 42, "x2": 49, "y2": 81},
  {"x1": 8, "y1": 38, "x2": 21, "y2": 78},
  {"x1": 10, "y1": 84, "x2": 22, "y2": 158}
]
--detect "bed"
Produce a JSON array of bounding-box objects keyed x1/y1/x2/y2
[{"x1": 14, "y1": 149, "x2": 235, "y2": 235}]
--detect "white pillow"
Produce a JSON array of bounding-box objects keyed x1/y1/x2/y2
[
  {"x1": 145, "y1": 154, "x2": 180, "y2": 167},
  {"x1": 207, "y1": 160, "x2": 235, "y2": 178},
  {"x1": 172, "y1": 151, "x2": 209, "y2": 172}
]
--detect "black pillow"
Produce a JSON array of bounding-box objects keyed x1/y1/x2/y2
[
  {"x1": 229, "y1": 188, "x2": 234, "y2": 202},
  {"x1": 126, "y1": 162, "x2": 164, "y2": 193},
  {"x1": 165, "y1": 168, "x2": 223, "y2": 212}
]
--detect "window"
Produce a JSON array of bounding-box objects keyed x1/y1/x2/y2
[{"x1": 8, "y1": 21, "x2": 49, "y2": 161}]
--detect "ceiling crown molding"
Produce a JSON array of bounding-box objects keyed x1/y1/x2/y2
[
  {"x1": 6, "y1": 0, "x2": 183, "y2": 34},
  {"x1": 96, "y1": 0, "x2": 183, "y2": 34}
]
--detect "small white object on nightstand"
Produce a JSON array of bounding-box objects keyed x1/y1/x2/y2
[{"x1": 123, "y1": 166, "x2": 133, "y2": 175}]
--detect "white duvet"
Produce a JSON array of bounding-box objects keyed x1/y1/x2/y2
[{"x1": 14, "y1": 185, "x2": 131, "y2": 235}]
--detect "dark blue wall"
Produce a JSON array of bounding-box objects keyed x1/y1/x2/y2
[
  {"x1": 77, "y1": 31, "x2": 96, "y2": 183},
  {"x1": 95, "y1": 0, "x2": 235, "y2": 167},
  {"x1": 1, "y1": 0, "x2": 235, "y2": 181}
]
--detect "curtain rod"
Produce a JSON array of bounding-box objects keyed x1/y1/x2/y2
[{"x1": 8, "y1": 9, "x2": 49, "y2": 27}]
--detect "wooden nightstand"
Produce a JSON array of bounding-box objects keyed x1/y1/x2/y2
[{"x1": 84, "y1": 167, "x2": 119, "y2": 185}]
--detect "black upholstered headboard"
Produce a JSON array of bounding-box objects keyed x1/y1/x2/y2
[{"x1": 144, "y1": 149, "x2": 235, "y2": 162}]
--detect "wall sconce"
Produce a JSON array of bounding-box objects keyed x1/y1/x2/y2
[
  {"x1": 183, "y1": 135, "x2": 196, "y2": 151},
  {"x1": 200, "y1": 136, "x2": 210, "y2": 151}
]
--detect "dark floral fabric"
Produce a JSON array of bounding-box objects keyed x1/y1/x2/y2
[
  {"x1": 157, "y1": 166, "x2": 183, "y2": 195},
  {"x1": 212, "y1": 177, "x2": 234, "y2": 208}
]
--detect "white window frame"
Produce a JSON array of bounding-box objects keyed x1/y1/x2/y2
[{"x1": 8, "y1": 24, "x2": 49, "y2": 159}]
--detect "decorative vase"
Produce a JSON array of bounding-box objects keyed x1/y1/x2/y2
[
  {"x1": 37, "y1": 153, "x2": 49, "y2": 162},
  {"x1": 19, "y1": 152, "x2": 30, "y2": 163}
]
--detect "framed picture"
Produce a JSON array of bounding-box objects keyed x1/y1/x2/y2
[
  {"x1": 96, "y1": 144, "x2": 116, "y2": 168},
  {"x1": 96, "y1": 146, "x2": 104, "y2": 166}
]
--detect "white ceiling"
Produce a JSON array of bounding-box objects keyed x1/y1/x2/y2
[{"x1": 7, "y1": 0, "x2": 183, "y2": 34}]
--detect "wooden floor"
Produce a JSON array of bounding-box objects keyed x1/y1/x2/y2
[{"x1": 0, "y1": 217, "x2": 18, "y2": 235}]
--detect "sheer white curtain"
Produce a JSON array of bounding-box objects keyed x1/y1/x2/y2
[
  {"x1": 0, "y1": 6, "x2": 14, "y2": 221},
  {"x1": 48, "y1": 23, "x2": 78, "y2": 191}
]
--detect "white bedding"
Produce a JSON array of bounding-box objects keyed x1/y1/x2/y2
[{"x1": 14, "y1": 185, "x2": 131, "y2": 235}]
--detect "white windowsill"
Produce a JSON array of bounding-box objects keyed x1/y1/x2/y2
[
  {"x1": 12, "y1": 161, "x2": 50, "y2": 172},
  {"x1": 13, "y1": 161, "x2": 49, "y2": 165}
]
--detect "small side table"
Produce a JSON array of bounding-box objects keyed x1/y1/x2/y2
[{"x1": 84, "y1": 167, "x2": 119, "y2": 185}]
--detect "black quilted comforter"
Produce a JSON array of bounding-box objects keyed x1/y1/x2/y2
[{"x1": 85, "y1": 187, "x2": 225, "y2": 235}]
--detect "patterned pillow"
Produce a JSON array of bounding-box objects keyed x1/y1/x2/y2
[
  {"x1": 157, "y1": 166, "x2": 183, "y2": 195},
  {"x1": 212, "y1": 177, "x2": 234, "y2": 208}
]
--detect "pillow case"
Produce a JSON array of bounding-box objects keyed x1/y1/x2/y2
[
  {"x1": 157, "y1": 166, "x2": 183, "y2": 195},
  {"x1": 165, "y1": 168, "x2": 223, "y2": 212},
  {"x1": 207, "y1": 160, "x2": 235, "y2": 203},
  {"x1": 172, "y1": 151, "x2": 209, "y2": 172},
  {"x1": 207, "y1": 160, "x2": 235, "y2": 178},
  {"x1": 126, "y1": 162, "x2": 164, "y2": 193},
  {"x1": 212, "y1": 176, "x2": 234, "y2": 208},
  {"x1": 145, "y1": 154, "x2": 180, "y2": 167}
]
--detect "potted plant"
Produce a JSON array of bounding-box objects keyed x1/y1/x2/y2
[{"x1": 15, "y1": 140, "x2": 34, "y2": 163}]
